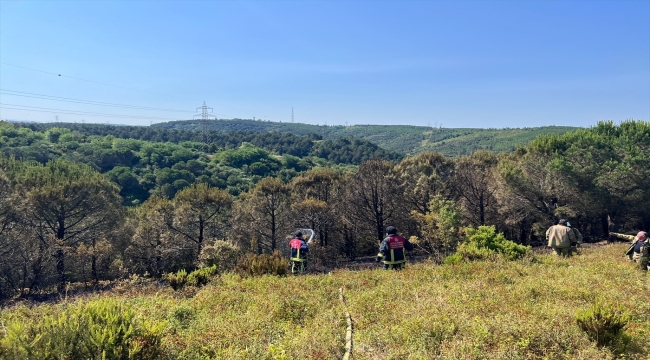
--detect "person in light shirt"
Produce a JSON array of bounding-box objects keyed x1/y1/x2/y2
[{"x1": 546, "y1": 219, "x2": 577, "y2": 257}]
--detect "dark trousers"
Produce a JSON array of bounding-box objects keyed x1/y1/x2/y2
[
  {"x1": 383, "y1": 262, "x2": 405, "y2": 270},
  {"x1": 291, "y1": 260, "x2": 306, "y2": 274}
]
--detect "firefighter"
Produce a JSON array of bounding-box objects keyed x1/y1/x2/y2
[
  {"x1": 546, "y1": 219, "x2": 577, "y2": 257},
  {"x1": 610, "y1": 231, "x2": 649, "y2": 271},
  {"x1": 376, "y1": 226, "x2": 414, "y2": 270},
  {"x1": 289, "y1": 231, "x2": 309, "y2": 274},
  {"x1": 567, "y1": 221, "x2": 583, "y2": 255}
]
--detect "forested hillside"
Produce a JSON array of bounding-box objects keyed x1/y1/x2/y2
[
  {"x1": 0, "y1": 120, "x2": 647, "y2": 303},
  {"x1": 152, "y1": 118, "x2": 578, "y2": 156},
  {"x1": 0, "y1": 121, "x2": 401, "y2": 204}
]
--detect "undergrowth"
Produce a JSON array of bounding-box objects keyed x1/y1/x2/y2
[
  {"x1": 166, "y1": 265, "x2": 218, "y2": 291},
  {"x1": 0, "y1": 299, "x2": 164, "y2": 359},
  {"x1": 0, "y1": 244, "x2": 648, "y2": 359},
  {"x1": 445, "y1": 225, "x2": 531, "y2": 264}
]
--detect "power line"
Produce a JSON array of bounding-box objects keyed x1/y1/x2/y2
[
  {"x1": 0, "y1": 103, "x2": 185, "y2": 121},
  {"x1": 0, "y1": 89, "x2": 195, "y2": 113},
  {"x1": 1, "y1": 62, "x2": 257, "y2": 119},
  {"x1": 1, "y1": 89, "x2": 247, "y2": 119},
  {"x1": 0, "y1": 62, "x2": 195, "y2": 101},
  {"x1": 1, "y1": 89, "x2": 245, "y2": 118}
]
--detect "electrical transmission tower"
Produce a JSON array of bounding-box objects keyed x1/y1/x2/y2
[{"x1": 193, "y1": 101, "x2": 217, "y2": 146}]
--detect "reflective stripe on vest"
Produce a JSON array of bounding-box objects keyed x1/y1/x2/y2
[
  {"x1": 384, "y1": 236, "x2": 406, "y2": 265},
  {"x1": 291, "y1": 247, "x2": 306, "y2": 262}
]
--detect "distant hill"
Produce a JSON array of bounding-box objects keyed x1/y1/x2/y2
[{"x1": 152, "y1": 119, "x2": 578, "y2": 156}]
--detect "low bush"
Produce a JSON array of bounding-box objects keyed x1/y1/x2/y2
[
  {"x1": 445, "y1": 225, "x2": 530, "y2": 263},
  {"x1": 0, "y1": 299, "x2": 164, "y2": 359},
  {"x1": 442, "y1": 253, "x2": 463, "y2": 265},
  {"x1": 308, "y1": 242, "x2": 342, "y2": 272},
  {"x1": 576, "y1": 302, "x2": 630, "y2": 350},
  {"x1": 199, "y1": 240, "x2": 242, "y2": 272},
  {"x1": 169, "y1": 304, "x2": 195, "y2": 329},
  {"x1": 166, "y1": 268, "x2": 188, "y2": 290},
  {"x1": 234, "y1": 250, "x2": 287, "y2": 276},
  {"x1": 186, "y1": 265, "x2": 218, "y2": 287},
  {"x1": 166, "y1": 265, "x2": 218, "y2": 290}
]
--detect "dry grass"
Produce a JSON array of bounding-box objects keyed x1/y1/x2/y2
[{"x1": 1, "y1": 243, "x2": 648, "y2": 359}]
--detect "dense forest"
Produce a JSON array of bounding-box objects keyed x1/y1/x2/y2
[
  {"x1": 1, "y1": 121, "x2": 401, "y2": 204},
  {"x1": 18, "y1": 121, "x2": 403, "y2": 161},
  {"x1": 152, "y1": 118, "x2": 578, "y2": 156},
  {"x1": 0, "y1": 120, "x2": 647, "y2": 300}
]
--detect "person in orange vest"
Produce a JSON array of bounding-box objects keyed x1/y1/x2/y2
[
  {"x1": 376, "y1": 226, "x2": 414, "y2": 270},
  {"x1": 289, "y1": 231, "x2": 309, "y2": 274}
]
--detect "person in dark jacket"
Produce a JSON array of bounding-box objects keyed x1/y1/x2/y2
[
  {"x1": 289, "y1": 231, "x2": 309, "y2": 274},
  {"x1": 567, "y1": 221, "x2": 583, "y2": 255},
  {"x1": 376, "y1": 226, "x2": 414, "y2": 270},
  {"x1": 610, "y1": 231, "x2": 649, "y2": 271}
]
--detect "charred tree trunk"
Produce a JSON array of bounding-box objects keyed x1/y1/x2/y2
[
  {"x1": 198, "y1": 216, "x2": 204, "y2": 258},
  {"x1": 91, "y1": 238, "x2": 98, "y2": 288},
  {"x1": 601, "y1": 213, "x2": 610, "y2": 241},
  {"x1": 270, "y1": 211, "x2": 277, "y2": 252},
  {"x1": 56, "y1": 248, "x2": 65, "y2": 293},
  {"x1": 56, "y1": 216, "x2": 66, "y2": 292},
  {"x1": 478, "y1": 195, "x2": 485, "y2": 225}
]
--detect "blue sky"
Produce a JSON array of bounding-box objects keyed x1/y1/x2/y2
[{"x1": 1, "y1": 0, "x2": 648, "y2": 128}]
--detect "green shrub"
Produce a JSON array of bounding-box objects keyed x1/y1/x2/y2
[
  {"x1": 235, "y1": 250, "x2": 287, "y2": 277},
  {"x1": 576, "y1": 302, "x2": 629, "y2": 349},
  {"x1": 169, "y1": 305, "x2": 195, "y2": 329},
  {"x1": 0, "y1": 299, "x2": 164, "y2": 359},
  {"x1": 272, "y1": 295, "x2": 314, "y2": 325},
  {"x1": 166, "y1": 265, "x2": 218, "y2": 290},
  {"x1": 411, "y1": 196, "x2": 463, "y2": 258},
  {"x1": 186, "y1": 265, "x2": 218, "y2": 287},
  {"x1": 442, "y1": 253, "x2": 463, "y2": 265},
  {"x1": 453, "y1": 241, "x2": 496, "y2": 262},
  {"x1": 199, "y1": 240, "x2": 242, "y2": 272},
  {"x1": 445, "y1": 225, "x2": 530, "y2": 263},
  {"x1": 166, "y1": 268, "x2": 188, "y2": 290}
]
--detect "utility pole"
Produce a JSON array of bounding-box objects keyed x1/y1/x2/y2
[
  {"x1": 194, "y1": 101, "x2": 217, "y2": 146},
  {"x1": 292, "y1": 107, "x2": 294, "y2": 123}
]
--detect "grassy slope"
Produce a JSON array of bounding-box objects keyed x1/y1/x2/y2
[
  {"x1": 153, "y1": 119, "x2": 578, "y2": 156},
  {"x1": 419, "y1": 126, "x2": 580, "y2": 157},
  {"x1": 2, "y1": 244, "x2": 648, "y2": 359}
]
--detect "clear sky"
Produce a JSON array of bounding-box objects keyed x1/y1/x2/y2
[{"x1": 1, "y1": 0, "x2": 648, "y2": 128}]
